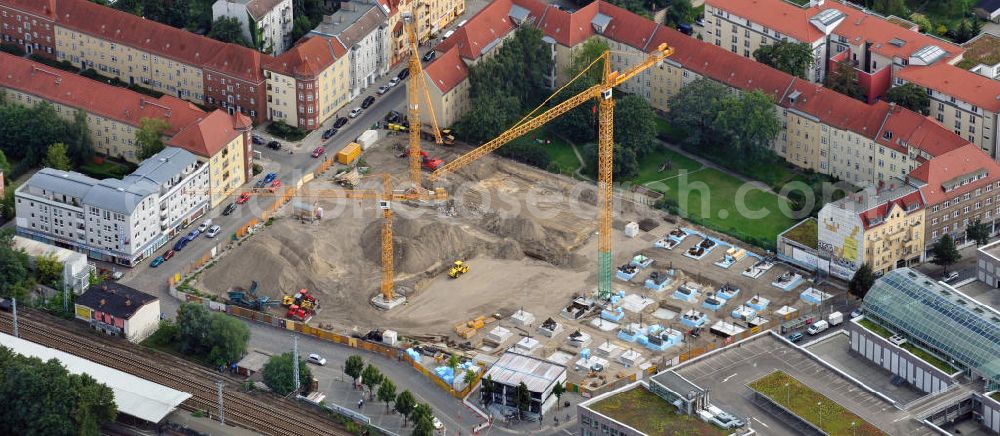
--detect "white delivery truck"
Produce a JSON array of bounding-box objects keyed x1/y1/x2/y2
[
  {"x1": 807, "y1": 320, "x2": 829, "y2": 335},
  {"x1": 828, "y1": 311, "x2": 844, "y2": 326}
]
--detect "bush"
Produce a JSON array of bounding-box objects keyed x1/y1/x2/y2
[
  {"x1": 0, "y1": 43, "x2": 24, "y2": 56},
  {"x1": 494, "y1": 141, "x2": 551, "y2": 170},
  {"x1": 266, "y1": 121, "x2": 307, "y2": 141},
  {"x1": 28, "y1": 54, "x2": 78, "y2": 73},
  {"x1": 252, "y1": 163, "x2": 263, "y2": 176}
]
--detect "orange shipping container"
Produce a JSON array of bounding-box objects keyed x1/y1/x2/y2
[{"x1": 337, "y1": 142, "x2": 362, "y2": 165}]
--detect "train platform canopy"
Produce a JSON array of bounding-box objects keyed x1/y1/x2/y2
[{"x1": 0, "y1": 333, "x2": 191, "y2": 423}]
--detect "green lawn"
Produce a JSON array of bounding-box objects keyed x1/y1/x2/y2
[
  {"x1": 508, "y1": 128, "x2": 582, "y2": 175},
  {"x1": 590, "y1": 386, "x2": 727, "y2": 435},
  {"x1": 782, "y1": 218, "x2": 818, "y2": 249},
  {"x1": 78, "y1": 159, "x2": 135, "y2": 179},
  {"x1": 749, "y1": 371, "x2": 887, "y2": 435},
  {"x1": 634, "y1": 147, "x2": 702, "y2": 185},
  {"x1": 991, "y1": 392, "x2": 1000, "y2": 402},
  {"x1": 857, "y1": 319, "x2": 957, "y2": 374}
]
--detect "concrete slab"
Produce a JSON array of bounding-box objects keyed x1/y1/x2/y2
[{"x1": 804, "y1": 333, "x2": 925, "y2": 404}]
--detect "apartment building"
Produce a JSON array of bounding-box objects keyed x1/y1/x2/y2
[
  {"x1": 212, "y1": 0, "x2": 293, "y2": 54},
  {"x1": 166, "y1": 110, "x2": 254, "y2": 207},
  {"x1": 907, "y1": 144, "x2": 1000, "y2": 250},
  {"x1": 0, "y1": 0, "x2": 57, "y2": 55},
  {"x1": 818, "y1": 182, "x2": 925, "y2": 278},
  {"x1": 15, "y1": 147, "x2": 210, "y2": 266},
  {"x1": 421, "y1": 45, "x2": 469, "y2": 127},
  {"x1": 309, "y1": 1, "x2": 391, "y2": 100},
  {"x1": 264, "y1": 36, "x2": 351, "y2": 129},
  {"x1": 702, "y1": 0, "x2": 962, "y2": 102}
]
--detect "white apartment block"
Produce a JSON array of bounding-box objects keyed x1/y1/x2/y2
[
  {"x1": 212, "y1": 0, "x2": 294, "y2": 54},
  {"x1": 310, "y1": 1, "x2": 391, "y2": 99},
  {"x1": 15, "y1": 147, "x2": 210, "y2": 266},
  {"x1": 13, "y1": 235, "x2": 96, "y2": 295}
]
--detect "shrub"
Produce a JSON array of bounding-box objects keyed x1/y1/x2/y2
[
  {"x1": 266, "y1": 121, "x2": 308, "y2": 141},
  {"x1": 0, "y1": 43, "x2": 24, "y2": 56},
  {"x1": 252, "y1": 163, "x2": 263, "y2": 175}
]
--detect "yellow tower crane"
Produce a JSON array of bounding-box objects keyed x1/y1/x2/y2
[
  {"x1": 427, "y1": 44, "x2": 674, "y2": 299},
  {"x1": 401, "y1": 9, "x2": 447, "y2": 188}
]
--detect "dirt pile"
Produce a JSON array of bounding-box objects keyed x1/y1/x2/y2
[{"x1": 478, "y1": 212, "x2": 578, "y2": 265}]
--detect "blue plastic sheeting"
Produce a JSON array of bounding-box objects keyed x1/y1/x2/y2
[
  {"x1": 681, "y1": 314, "x2": 707, "y2": 328},
  {"x1": 703, "y1": 299, "x2": 724, "y2": 311},
  {"x1": 673, "y1": 288, "x2": 698, "y2": 302},
  {"x1": 435, "y1": 366, "x2": 455, "y2": 385},
  {"x1": 601, "y1": 307, "x2": 625, "y2": 322},
  {"x1": 580, "y1": 348, "x2": 591, "y2": 359},
  {"x1": 717, "y1": 287, "x2": 740, "y2": 300},
  {"x1": 745, "y1": 297, "x2": 770, "y2": 311},
  {"x1": 406, "y1": 348, "x2": 421, "y2": 363},
  {"x1": 618, "y1": 329, "x2": 639, "y2": 342},
  {"x1": 646, "y1": 324, "x2": 663, "y2": 336},
  {"x1": 616, "y1": 269, "x2": 639, "y2": 281}
]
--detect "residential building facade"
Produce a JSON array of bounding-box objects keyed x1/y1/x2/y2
[
  {"x1": 818, "y1": 182, "x2": 925, "y2": 278},
  {"x1": 907, "y1": 144, "x2": 1000, "y2": 251},
  {"x1": 74, "y1": 281, "x2": 160, "y2": 343},
  {"x1": 420, "y1": 45, "x2": 469, "y2": 127},
  {"x1": 309, "y1": 2, "x2": 391, "y2": 100},
  {"x1": 212, "y1": 0, "x2": 294, "y2": 55},
  {"x1": 166, "y1": 111, "x2": 254, "y2": 207},
  {"x1": 15, "y1": 148, "x2": 210, "y2": 266},
  {"x1": 13, "y1": 235, "x2": 95, "y2": 294},
  {"x1": 0, "y1": 0, "x2": 57, "y2": 56},
  {"x1": 264, "y1": 36, "x2": 350, "y2": 129}
]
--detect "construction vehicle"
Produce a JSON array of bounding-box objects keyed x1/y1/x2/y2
[
  {"x1": 227, "y1": 281, "x2": 278, "y2": 311},
  {"x1": 448, "y1": 260, "x2": 469, "y2": 278},
  {"x1": 427, "y1": 44, "x2": 674, "y2": 300},
  {"x1": 286, "y1": 304, "x2": 309, "y2": 322},
  {"x1": 281, "y1": 288, "x2": 319, "y2": 311},
  {"x1": 397, "y1": 147, "x2": 443, "y2": 171}
]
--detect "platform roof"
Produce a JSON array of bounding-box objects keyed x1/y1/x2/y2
[
  {"x1": 484, "y1": 351, "x2": 565, "y2": 393},
  {"x1": 0, "y1": 333, "x2": 191, "y2": 423}
]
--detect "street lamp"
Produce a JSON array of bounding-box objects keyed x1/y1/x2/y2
[
  {"x1": 851, "y1": 421, "x2": 857, "y2": 436},
  {"x1": 784, "y1": 383, "x2": 790, "y2": 405},
  {"x1": 817, "y1": 402, "x2": 823, "y2": 429}
]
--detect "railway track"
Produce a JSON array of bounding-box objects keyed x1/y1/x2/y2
[{"x1": 0, "y1": 310, "x2": 350, "y2": 436}]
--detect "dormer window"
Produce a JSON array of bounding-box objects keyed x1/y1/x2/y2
[{"x1": 883, "y1": 131, "x2": 892, "y2": 140}]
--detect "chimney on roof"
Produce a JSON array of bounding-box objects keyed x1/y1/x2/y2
[
  {"x1": 99, "y1": 298, "x2": 106, "y2": 307},
  {"x1": 125, "y1": 299, "x2": 132, "y2": 307}
]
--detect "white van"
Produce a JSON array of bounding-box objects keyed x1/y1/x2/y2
[
  {"x1": 807, "y1": 320, "x2": 829, "y2": 335},
  {"x1": 828, "y1": 311, "x2": 844, "y2": 326}
]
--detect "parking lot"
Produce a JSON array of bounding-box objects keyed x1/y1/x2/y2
[
  {"x1": 805, "y1": 333, "x2": 925, "y2": 404},
  {"x1": 672, "y1": 333, "x2": 938, "y2": 436}
]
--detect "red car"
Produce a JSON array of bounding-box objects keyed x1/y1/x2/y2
[
  {"x1": 270, "y1": 179, "x2": 282, "y2": 188},
  {"x1": 162, "y1": 250, "x2": 175, "y2": 261},
  {"x1": 311, "y1": 146, "x2": 325, "y2": 158},
  {"x1": 236, "y1": 192, "x2": 251, "y2": 204}
]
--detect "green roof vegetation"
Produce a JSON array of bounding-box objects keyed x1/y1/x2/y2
[
  {"x1": 990, "y1": 392, "x2": 1000, "y2": 402},
  {"x1": 857, "y1": 318, "x2": 957, "y2": 374},
  {"x1": 590, "y1": 386, "x2": 728, "y2": 435},
  {"x1": 748, "y1": 371, "x2": 886, "y2": 435},
  {"x1": 957, "y1": 33, "x2": 1000, "y2": 70},
  {"x1": 782, "y1": 218, "x2": 818, "y2": 249}
]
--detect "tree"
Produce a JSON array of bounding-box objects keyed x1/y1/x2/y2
[
  {"x1": 753, "y1": 41, "x2": 814, "y2": 79},
  {"x1": 43, "y1": 143, "x2": 73, "y2": 171},
  {"x1": 614, "y1": 95, "x2": 657, "y2": 157},
  {"x1": 361, "y1": 364, "x2": 383, "y2": 399},
  {"x1": 825, "y1": 61, "x2": 865, "y2": 101},
  {"x1": 0, "y1": 149, "x2": 9, "y2": 175},
  {"x1": 885, "y1": 83, "x2": 931, "y2": 115},
  {"x1": 0, "y1": 234, "x2": 31, "y2": 299},
  {"x1": 208, "y1": 17, "x2": 251, "y2": 47},
  {"x1": 909, "y1": 13, "x2": 932, "y2": 32},
  {"x1": 395, "y1": 390, "x2": 416, "y2": 425},
  {"x1": 930, "y1": 234, "x2": 961, "y2": 273},
  {"x1": 552, "y1": 381, "x2": 566, "y2": 409},
  {"x1": 447, "y1": 354, "x2": 460, "y2": 372},
  {"x1": 377, "y1": 379, "x2": 397, "y2": 413},
  {"x1": 966, "y1": 219, "x2": 991, "y2": 246},
  {"x1": 135, "y1": 117, "x2": 170, "y2": 160},
  {"x1": 453, "y1": 88, "x2": 521, "y2": 144},
  {"x1": 515, "y1": 381, "x2": 531, "y2": 420},
  {"x1": 345, "y1": 355, "x2": 365, "y2": 386},
  {"x1": 174, "y1": 303, "x2": 249, "y2": 365},
  {"x1": 66, "y1": 110, "x2": 94, "y2": 167},
  {"x1": 663, "y1": 0, "x2": 694, "y2": 27},
  {"x1": 410, "y1": 403, "x2": 434, "y2": 428},
  {"x1": 175, "y1": 303, "x2": 212, "y2": 356},
  {"x1": 463, "y1": 369, "x2": 477, "y2": 386},
  {"x1": 291, "y1": 16, "x2": 314, "y2": 43},
  {"x1": 261, "y1": 352, "x2": 312, "y2": 396},
  {"x1": 582, "y1": 143, "x2": 639, "y2": 180},
  {"x1": 412, "y1": 415, "x2": 435, "y2": 436},
  {"x1": 34, "y1": 253, "x2": 63, "y2": 288},
  {"x1": 0, "y1": 345, "x2": 117, "y2": 435},
  {"x1": 666, "y1": 78, "x2": 731, "y2": 147},
  {"x1": 480, "y1": 375, "x2": 494, "y2": 405},
  {"x1": 569, "y1": 37, "x2": 610, "y2": 84},
  {"x1": 714, "y1": 90, "x2": 781, "y2": 159},
  {"x1": 848, "y1": 263, "x2": 875, "y2": 299}
]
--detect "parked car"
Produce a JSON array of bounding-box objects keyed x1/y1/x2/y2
[
  {"x1": 162, "y1": 250, "x2": 175, "y2": 261},
  {"x1": 267, "y1": 140, "x2": 281, "y2": 150},
  {"x1": 251, "y1": 134, "x2": 264, "y2": 145},
  {"x1": 422, "y1": 50, "x2": 436, "y2": 62},
  {"x1": 223, "y1": 202, "x2": 238, "y2": 215},
  {"x1": 186, "y1": 229, "x2": 201, "y2": 241},
  {"x1": 322, "y1": 128, "x2": 336, "y2": 140},
  {"x1": 254, "y1": 179, "x2": 268, "y2": 189},
  {"x1": 150, "y1": 256, "x2": 165, "y2": 267},
  {"x1": 432, "y1": 417, "x2": 443, "y2": 430},
  {"x1": 307, "y1": 354, "x2": 327, "y2": 365},
  {"x1": 334, "y1": 117, "x2": 348, "y2": 128},
  {"x1": 312, "y1": 146, "x2": 325, "y2": 158},
  {"x1": 389, "y1": 77, "x2": 400, "y2": 87},
  {"x1": 173, "y1": 238, "x2": 189, "y2": 251},
  {"x1": 236, "y1": 192, "x2": 251, "y2": 204},
  {"x1": 807, "y1": 320, "x2": 829, "y2": 335},
  {"x1": 396, "y1": 69, "x2": 409, "y2": 80},
  {"x1": 787, "y1": 332, "x2": 804, "y2": 343},
  {"x1": 850, "y1": 308, "x2": 863, "y2": 319},
  {"x1": 385, "y1": 110, "x2": 402, "y2": 123},
  {"x1": 361, "y1": 96, "x2": 375, "y2": 109},
  {"x1": 198, "y1": 219, "x2": 213, "y2": 232},
  {"x1": 377, "y1": 85, "x2": 389, "y2": 95},
  {"x1": 206, "y1": 225, "x2": 221, "y2": 238},
  {"x1": 942, "y1": 271, "x2": 959, "y2": 282},
  {"x1": 270, "y1": 179, "x2": 282, "y2": 188},
  {"x1": 349, "y1": 107, "x2": 363, "y2": 118},
  {"x1": 263, "y1": 172, "x2": 278, "y2": 183}
]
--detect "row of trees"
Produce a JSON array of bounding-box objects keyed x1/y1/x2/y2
[
  {"x1": 666, "y1": 77, "x2": 781, "y2": 161},
  {"x1": 0, "y1": 346, "x2": 117, "y2": 435},
  {"x1": 854, "y1": 0, "x2": 983, "y2": 43},
  {"x1": 480, "y1": 376, "x2": 567, "y2": 420},
  {"x1": 172, "y1": 303, "x2": 251, "y2": 366},
  {"x1": 0, "y1": 99, "x2": 94, "y2": 178}
]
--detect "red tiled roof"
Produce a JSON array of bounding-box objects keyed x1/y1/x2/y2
[
  {"x1": 437, "y1": 0, "x2": 518, "y2": 60},
  {"x1": 54, "y1": 0, "x2": 263, "y2": 82},
  {"x1": 165, "y1": 110, "x2": 246, "y2": 157},
  {"x1": 707, "y1": 0, "x2": 824, "y2": 42},
  {"x1": 595, "y1": 2, "x2": 659, "y2": 50},
  {"x1": 896, "y1": 62, "x2": 1000, "y2": 112},
  {"x1": 781, "y1": 81, "x2": 890, "y2": 138},
  {"x1": 0, "y1": 52, "x2": 205, "y2": 135},
  {"x1": 858, "y1": 190, "x2": 923, "y2": 229},
  {"x1": 2, "y1": 0, "x2": 56, "y2": 17},
  {"x1": 909, "y1": 144, "x2": 1000, "y2": 205},
  {"x1": 424, "y1": 45, "x2": 469, "y2": 93},
  {"x1": 876, "y1": 104, "x2": 968, "y2": 156},
  {"x1": 265, "y1": 37, "x2": 345, "y2": 78}
]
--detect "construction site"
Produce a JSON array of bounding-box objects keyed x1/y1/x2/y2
[{"x1": 193, "y1": 38, "x2": 845, "y2": 390}]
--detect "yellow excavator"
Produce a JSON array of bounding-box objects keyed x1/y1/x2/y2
[{"x1": 448, "y1": 260, "x2": 469, "y2": 279}]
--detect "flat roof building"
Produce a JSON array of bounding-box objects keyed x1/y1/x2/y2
[
  {"x1": 74, "y1": 280, "x2": 160, "y2": 343},
  {"x1": 481, "y1": 351, "x2": 566, "y2": 417},
  {"x1": 862, "y1": 268, "x2": 1000, "y2": 389}
]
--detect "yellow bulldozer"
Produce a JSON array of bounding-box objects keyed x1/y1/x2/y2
[{"x1": 448, "y1": 260, "x2": 469, "y2": 279}]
